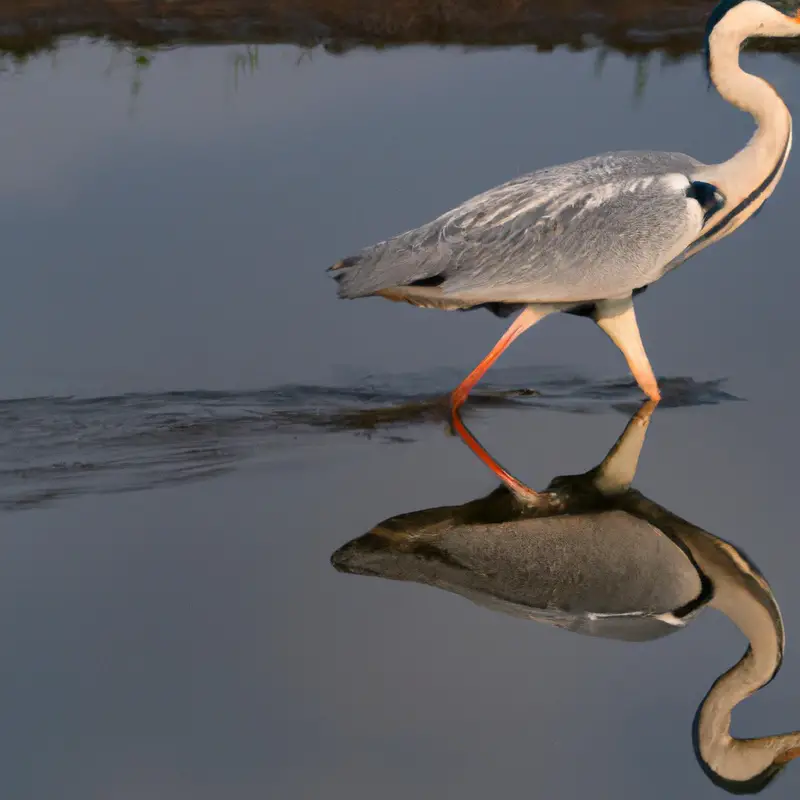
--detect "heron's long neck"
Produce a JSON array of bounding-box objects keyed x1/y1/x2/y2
[
  {"x1": 696, "y1": 573, "x2": 800, "y2": 781},
  {"x1": 704, "y1": 30, "x2": 792, "y2": 207}
]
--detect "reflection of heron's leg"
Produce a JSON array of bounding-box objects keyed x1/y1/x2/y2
[
  {"x1": 450, "y1": 406, "x2": 545, "y2": 506},
  {"x1": 594, "y1": 297, "x2": 661, "y2": 402},
  {"x1": 592, "y1": 399, "x2": 657, "y2": 493},
  {"x1": 450, "y1": 304, "x2": 552, "y2": 410}
]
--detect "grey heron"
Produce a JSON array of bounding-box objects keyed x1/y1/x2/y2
[
  {"x1": 329, "y1": 0, "x2": 800, "y2": 408},
  {"x1": 332, "y1": 403, "x2": 800, "y2": 792}
]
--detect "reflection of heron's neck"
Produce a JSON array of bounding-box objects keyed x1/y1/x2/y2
[
  {"x1": 695, "y1": 561, "x2": 800, "y2": 783},
  {"x1": 702, "y1": 26, "x2": 792, "y2": 233}
]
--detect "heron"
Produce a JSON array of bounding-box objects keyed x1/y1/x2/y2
[
  {"x1": 329, "y1": 0, "x2": 800, "y2": 408},
  {"x1": 331, "y1": 403, "x2": 800, "y2": 792}
]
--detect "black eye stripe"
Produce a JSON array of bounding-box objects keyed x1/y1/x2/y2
[
  {"x1": 706, "y1": 0, "x2": 749, "y2": 37},
  {"x1": 704, "y1": 0, "x2": 750, "y2": 78},
  {"x1": 686, "y1": 181, "x2": 726, "y2": 224}
]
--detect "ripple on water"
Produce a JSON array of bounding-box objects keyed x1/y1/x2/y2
[{"x1": 0, "y1": 368, "x2": 740, "y2": 511}]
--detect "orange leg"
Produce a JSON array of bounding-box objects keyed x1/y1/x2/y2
[
  {"x1": 450, "y1": 304, "x2": 551, "y2": 410},
  {"x1": 450, "y1": 405, "x2": 543, "y2": 505}
]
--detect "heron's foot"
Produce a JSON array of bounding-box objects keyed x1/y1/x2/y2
[
  {"x1": 643, "y1": 382, "x2": 661, "y2": 403},
  {"x1": 450, "y1": 386, "x2": 470, "y2": 411}
]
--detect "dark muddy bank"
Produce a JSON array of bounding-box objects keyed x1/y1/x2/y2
[{"x1": 2, "y1": 0, "x2": 800, "y2": 61}]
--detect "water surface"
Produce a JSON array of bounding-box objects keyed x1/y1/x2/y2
[{"x1": 1, "y1": 38, "x2": 800, "y2": 799}]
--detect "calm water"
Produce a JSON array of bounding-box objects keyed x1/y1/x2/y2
[{"x1": 2, "y1": 40, "x2": 800, "y2": 798}]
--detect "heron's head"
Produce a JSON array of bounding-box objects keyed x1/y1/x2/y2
[{"x1": 705, "y1": 1, "x2": 800, "y2": 77}]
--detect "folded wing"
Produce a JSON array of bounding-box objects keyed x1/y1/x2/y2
[{"x1": 330, "y1": 150, "x2": 706, "y2": 307}]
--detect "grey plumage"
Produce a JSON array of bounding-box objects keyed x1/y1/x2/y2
[
  {"x1": 332, "y1": 505, "x2": 703, "y2": 642},
  {"x1": 331, "y1": 151, "x2": 704, "y2": 309}
]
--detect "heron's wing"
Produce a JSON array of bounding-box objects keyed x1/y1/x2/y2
[{"x1": 331, "y1": 151, "x2": 707, "y2": 305}]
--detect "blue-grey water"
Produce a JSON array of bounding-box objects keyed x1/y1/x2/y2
[{"x1": 2, "y1": 40, "x2": 800, "y2": 798}]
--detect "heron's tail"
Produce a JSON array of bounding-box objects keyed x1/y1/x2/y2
[
  {"x1": 327, "y1": 255, "x2": 370, "y2": 299},
  {"x1": 327, "y1": 243, "x2": 451, "y2": 305}
]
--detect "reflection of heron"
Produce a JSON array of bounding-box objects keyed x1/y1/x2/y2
[
  {"x1": 330, "y1": 0, "x2": 799, "y2": 408},
  {"x1": 332, "y1": 403, "x2": 800, "y2": 792}
]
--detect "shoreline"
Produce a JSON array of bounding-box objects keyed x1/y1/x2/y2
[{"x1": 2, "y1": 0, "x2": 800, "y2": 59}]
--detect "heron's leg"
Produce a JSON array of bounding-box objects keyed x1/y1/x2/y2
[
  {"x1": 593, "y1": 297, "x2": 661, "y2": 403},
  {"x1": 591, "y1": 399, "x2": 657, "y2": 494},
  {"x1": 450, "y1": 405, "x2": 545, "y2": 505},
  {"x1": 450, "y1": 304, "x2": 552, "y2": 410}
]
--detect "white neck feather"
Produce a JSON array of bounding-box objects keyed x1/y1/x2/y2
[{"x1": 698, "y1": 22, "x2": 792, "y2": 223}]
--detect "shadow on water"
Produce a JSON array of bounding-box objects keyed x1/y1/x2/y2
[
  {"x1": 332, "y1": 401, "x2": 800, "y2": 794},
  {"x1": 0, "y1": 369, "x2": 739, "y2": 511}
]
